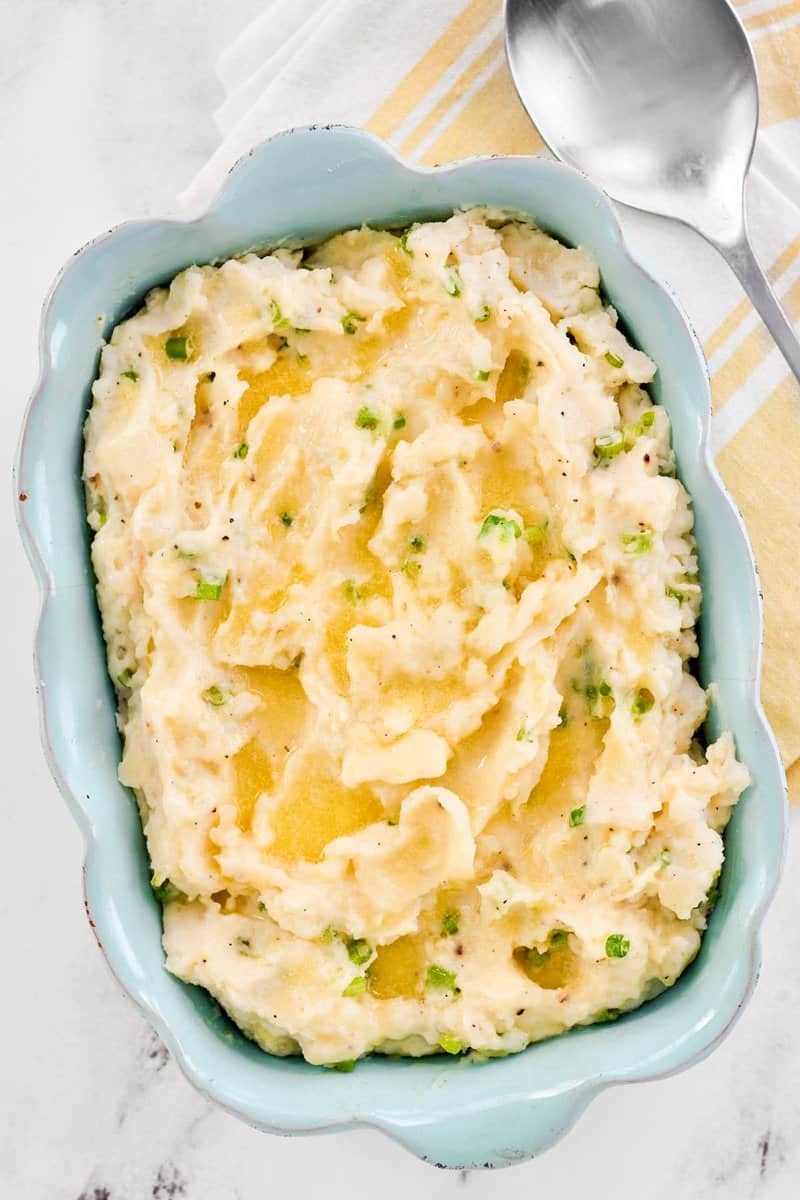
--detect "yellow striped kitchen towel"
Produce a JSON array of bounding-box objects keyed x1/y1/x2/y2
[{"x1": 182, "y1": 0, "x2": 800, "y2": 799}]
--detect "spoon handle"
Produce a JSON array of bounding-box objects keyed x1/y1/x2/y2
[{"x1": 711, "y1": 229, "x2": 800, "y2": 383}]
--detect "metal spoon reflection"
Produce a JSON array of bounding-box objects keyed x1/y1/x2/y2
[{"x1": 505, "y1": 0, "x2": 800, "y2": 381}]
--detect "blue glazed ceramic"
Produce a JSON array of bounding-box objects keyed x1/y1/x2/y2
[{"x1": 14, "y1": 126, "x2": 787, "y2": 1169}]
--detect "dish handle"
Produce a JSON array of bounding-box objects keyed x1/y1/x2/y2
[{"x1": 380, "y1": 1087, "x2": 592, "y2": 1169}]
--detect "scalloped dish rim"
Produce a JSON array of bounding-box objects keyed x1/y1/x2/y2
[{"x1": 14, "y1": 125, "x2": 787, "y2": 1170}]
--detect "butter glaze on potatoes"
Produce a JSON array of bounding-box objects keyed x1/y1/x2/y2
[{"x1": 84, "y1": 209, "x2": 749, "y2": 1066}]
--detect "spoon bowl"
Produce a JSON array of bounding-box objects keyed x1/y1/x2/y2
[{"x1": 505, "y1": 0, "x2": 800, "y2": 379}]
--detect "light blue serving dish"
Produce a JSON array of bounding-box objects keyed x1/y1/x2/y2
[{"x1": 15, "y1": 126, "x2": 787, "y2": 1169}]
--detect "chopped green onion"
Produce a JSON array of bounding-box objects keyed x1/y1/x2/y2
[
  {"x1": 393, "y1": 413, "x2": 407, "y2": 430},
  {"x1": 165, "y1": 335, "x2": 191, "y2": 360},
  {"x1": 401, "y1": 556, "x2": 422, "y2": 579},
  {"x1": 426, "y1": 964, "x2": 458, "y2": 991},
  {"x1": 355, "y1": 407, "x2": 379, "y2": 430},
  {"x1": 409, "y1": 534, "x2": 425, "y2": 552},
  {"x1": 320, "y1": 926, "x2": 337, "y2": 944},
  {"x1": 593, "y1": 429, "x2": 625, "y2": 462},
  {"x1": 290, "y1": 651, "x2": 304, "y2": 670},
  {"x1": 97, "y1": 509, "x2": 108, "y2": 528},
  {"x1": 605, "y1": 933, "x2": 630, "y2": 958},
  {"x1": 523, "y1": 523, "x2": 547, "y2": 545},
  {"x1": 605, "y1": 350, "x2": 624, "y2": 368},
  {"x1": 659, "y1": 848, "x2": 672, "y2": 867},
  {"x1": 332, "y1": 1059, "x2": 356, "y2": 1072},
  {"x1": 445, "y1": 265, "x2": 462, "y2": 297},
  {"x1": 479, "y1": 513, "x2": 522, "y2": 542},
  {"x1": 569, "y1": 805, "x2": 586, "y2": 827},
  {"x1": 280, "y1": 511, "x2": 294, "y2": 527},
  {"x1": 177, "y1": 547, "x2": 197, "y2": 559},
  {"x1": 342, "y1": 312, "x2": 364, "y2": 335},
  {"x1": 631, "y1": 687, "x2": 655, "y2": 717},
  {"x1": 201, "y1": 685, "x2": 226, "y2": 707},
  {"x1": 121, "y1": 369, "x2": 139, "y2": 381},
  {"x1": 232, "y1": 442, "x2": 249, "y2": 459},
  {"x1": 347, "y1": 939, "x2": 372, "y2": 966},
  {"x1": 342, "y1": 975, "x2": 367, "y2": 997},
  {"x1": 193, "y1": 580, "x2": 224, "y2": 601},
  {"x1": 257, "y1": 901, "x2": 267, "y2": 912},
  {"x1": 269, "y1": 299, "x2": 288, "y2": 329},
  {"x1": 515, "y1": 726, "x2": 535, "y2": 743},
  {"x1": 705, "y1": 882, "x2": 721, "y2": 910},
  {"x1": 438, "y1": 1033, "x2": 464, "y2": 1055},
  {"x1": 594, "y1": 1008, "x2": 620, "y2": 1023},
  {"x1": 342, "y1": 579, "x2": 364, "y2": 603},
  {"x1": 475, "y1": 305, "x2": 491, "y2": 323},
  {"x1": 621, "y1": 530, "x2": 652, "y2": 554},
  {"x1": 441, "y1": 909, "x2": 460, "y2": 936},
  {"x1": 665, "y1": 586, "x2": 685, "y2": 604},
  {"x1": 622, "y1": 422, "x2": 643, "y2": 450},
  {"x1": 470, "y1": 366, "x2": 491, "y2": 382},
  {"x1": 549, "y1": 929, "x2": 569, "y2": 948},
  {"x1": 117, "y1": 667, "x2": 134, "y2": 688},
  {"x1": 193, "y1": 573, "x2": 227, "y2": 601},
  {"x1": 151, "y1": 877, "x2": 181, "y2": 903},
  {"x1": 400, "y1": 230, "x2": 414, "y2": 256},
  {"x1": 641, "y1": 410, "x2": 655, "y2": 428}
]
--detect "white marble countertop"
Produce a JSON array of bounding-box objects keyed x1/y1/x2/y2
[{"x1": 2, "y1": 3, "x2": 799, "y2": 1196}]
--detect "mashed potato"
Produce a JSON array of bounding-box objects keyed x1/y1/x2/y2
[{"x1": 84, "y1": 209, "x2": 749, "y2": 1066}]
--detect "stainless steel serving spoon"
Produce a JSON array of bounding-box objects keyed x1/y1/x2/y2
[{"x1": 505, "y1": 0, "x2": 800, "y2": 380}]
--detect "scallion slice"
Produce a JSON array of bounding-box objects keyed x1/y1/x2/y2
[
  {"x1": 193, "y1": 572, "x2": 227, "y2": 601},
  {"x1": 355, "y1": 407, "x2": 379, "y2": 430},
  {"x1": 165, "y1": 335, "x2": 191, "y2": 361},
  {"x1": 479, "y1": 513, "x2": 522, "y2": 542},
  {"x1": 621, "y1": 530, "x2": 652, "y2": 554},
  {"x1": 605, "y1": 934, "x2": 630, "y2": 958},
  {"x1": 593, "y1": 429, "x2": 625, "y2": 462},
  {"x1": 426, "y1": 964, "x2": 458, "y2": 991},
  {"x1": 441, "y1": 910, "x2": 460, "y2": 936},
  {"x1": 445, "y1": 265, "x2": 462, "y2": 297},
  {"x1": 631, "y1": 687, "x2": 655, "y2": 717}
]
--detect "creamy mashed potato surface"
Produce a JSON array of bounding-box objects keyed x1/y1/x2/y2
[{"x1": 84, "y1": 210, "x2": 749, "y2": 1066}]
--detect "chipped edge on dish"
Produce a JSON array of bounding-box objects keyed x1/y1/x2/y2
[{"x1": 13, "y1": 124, "x2": 788, "y2": 1168}]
